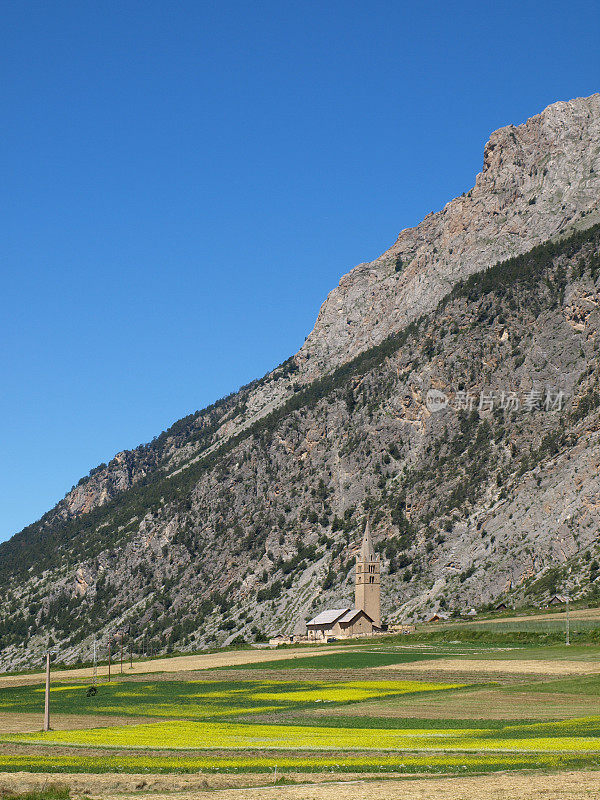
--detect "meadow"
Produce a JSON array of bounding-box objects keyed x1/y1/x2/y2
[
  {"x1": 0, "y1": 638, "x2": 599, "y2": 781},
  {"x1": 0, "y1": 678, "x2": 461, "y2": 721},
  {"x1": 9, "y1": 714, "x2": 600, "y2": 753}
]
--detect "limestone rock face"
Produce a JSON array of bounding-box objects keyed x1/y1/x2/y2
[{"x1": 298, "y1": 94, "x2": 600, "y2": 377}]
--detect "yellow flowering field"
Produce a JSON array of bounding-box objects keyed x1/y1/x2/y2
[
  {"x1": 9, "y1": 717, "x2": 600, "y2": 752},
  {"x1": 248, "y1": 680, "x2": 461, "y2": 704},
  {"x1": 0, "y1": 750, "x2": 597, "y2": 775}
]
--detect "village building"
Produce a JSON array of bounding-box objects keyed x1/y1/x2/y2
[
  {"x1": 388, "y1": 623, "x2": 416, "y2": 634},
  {"x1": 427, "y1": 612, "x2": 450, "y2": 623},
  {"x1": 268, "y1": 634, "x2": 294, "y2": 646},
  {"x1": 306, "y1": 519, "x2": 381, "y2": 640},
  {"x1": 547, "y1": 594, "x2": 567, "y2": 606}
]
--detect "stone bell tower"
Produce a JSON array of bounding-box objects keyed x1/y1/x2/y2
[{"x1": 354, "y1": 518, "x2": 381, "y2": 627}]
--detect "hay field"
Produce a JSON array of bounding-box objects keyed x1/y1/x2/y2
[
  {"x1": 0, "y1": 644, "x2": 355, "y2": 689},
  {"x1": 2, "y1": 770, "x2": 600, "y2": 800},
  {"x1": 383, "y1": 657, "x2": 600, "y2": 675}
]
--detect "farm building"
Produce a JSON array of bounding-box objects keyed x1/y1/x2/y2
[
  {"x1": 427, "y1": 612, "x2": 450, "y2": 623},
  {"x1": 547, "y1": 594, "x2": 567, "y2": 606},
  {"x1": 268, "y1": 634, "x2": 293, "y2": 646}
]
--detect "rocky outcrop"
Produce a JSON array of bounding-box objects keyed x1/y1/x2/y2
[{"x1": 299, "y1": 94, "x2": 600, "y2": 376}]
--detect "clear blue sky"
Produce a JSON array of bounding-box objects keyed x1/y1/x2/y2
[{"x1": 1, "y1": 1, "x2": 598, "y2": 542}]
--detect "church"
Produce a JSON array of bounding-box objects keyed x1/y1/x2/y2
[{"x1": 306, "y1": 520, "x2": 381, "y2": 640}]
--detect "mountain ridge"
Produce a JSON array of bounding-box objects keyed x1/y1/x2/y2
[
  {"x1": 9, "y1": 94, "x2": 600, "y2": 548},
  {"x1": 1, "y1": 95, "x2": 600, "y2": 669}
]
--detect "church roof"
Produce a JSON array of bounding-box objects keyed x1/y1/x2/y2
[
  {"x1": 306, "y1": 608, "x2": 351, "y2": 626},
  {"x1": 306, "y1": 607, "x2": 375, "y2": 627},
  {"x1": 337, "y1": 608, "x2": 374, "y2": 624}
]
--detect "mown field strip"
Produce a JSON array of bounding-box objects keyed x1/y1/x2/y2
[
  {"x1": 0, "y1": 646, "x2": 362, "y2": 688},
  {"x1": 383, "y1": 658, "x2": 600, "y2": 675}
]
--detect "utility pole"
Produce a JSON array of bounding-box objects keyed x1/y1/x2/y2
[
  {"x1": 43, "y1": 650, "x2": 51, "y2": 732},
  {"x1": 120, "y1": 632, "x2": 124, "y2": 674},
  {"x1": 565, "y1": 596, "x2": 570, "y2": 646},
  {"x1": 93, "y1": 637, "x2": 97, "y2": 686},
  {"x1": 108, "y1": 637, "x2": 112, "y2": 682},
  {"x1": 129, "y1": 628, "x2": 133, "y2": 670}
]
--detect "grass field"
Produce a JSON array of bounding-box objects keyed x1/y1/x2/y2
[
  {"x1": 0, "y1": 678, "x2": 461, "y2": 720},
  {"x1": 1, "y1": 636, "x2": 600, "y2": 794},
  {"x1": 224, "y1": 650, "x2": 447, "y2": 671}
]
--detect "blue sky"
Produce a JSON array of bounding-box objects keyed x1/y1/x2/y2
[{"x1": 1, "y1": 0, "x2": 598, "y2": 541}]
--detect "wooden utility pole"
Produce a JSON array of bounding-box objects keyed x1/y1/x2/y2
[
  {"x1": 120, "y1": 632, "x2": 124, "y2": 674},
  {"x1": 43, "y1": 651, "x2": 50, "y2": 732},
  {"x1": 566, "y1": 596, "x2": 570, "y2": 646},
  {"x1": 108, "y1": 638, "x2": 112, "y2": 682},
  {"x1": 93, "y1": 637, "x2": 97, "y2": 686}
]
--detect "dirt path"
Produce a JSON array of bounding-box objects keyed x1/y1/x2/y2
[
  {"x1": 379, "y1": 657, "x2": 600, "y2": 675},
  {"x1": 0, "y1": 646, "x2": 354, "y2": 688},
  {"x1": 1, "y1": 770, "x2": 599, "y2": 799}
]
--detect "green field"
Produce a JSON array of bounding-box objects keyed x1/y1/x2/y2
[
  {"x1": 443, "y1": 619, "x2": 600, "y2": 635},
  {"x1": 0, "y1": 678, "x2": 461, "y2": 720},
  {"x1": 1, "y1": 640, "x2": 600, "y2": 777},
  {"x1": 224, "y1": 649, "x2": 447, "y2": 670}
]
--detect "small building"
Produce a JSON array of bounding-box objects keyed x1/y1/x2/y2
[
  {"x1": 306, "y1": 607, "x2": 375, "y2": 640},
  {"x1": 268, "y1": 634, "x2": 293, "y2": 646},
  {"x1": 427, "y1": 612, "x2": 450, "y2": 623},
  {"x1": 547, "y1": 595, "x2": 566, "y2": 606},
  {"x1": 388, "y1": 624, "x2": 416, "y2": 634},
  {"x1": 493, "y1": 602, "x2": 509, "y2": 612}
]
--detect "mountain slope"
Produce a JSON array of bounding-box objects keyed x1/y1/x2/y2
[
  {"x1": 9, "y1": 94, "x2": 600, "y2": 549},
  {"x1": 1, "y1": 95, "x2": 600, "y2": 669}
]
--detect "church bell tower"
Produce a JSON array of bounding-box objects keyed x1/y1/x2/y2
[{"x1": 355, "y1": 518, "x2": 381, "y2": 627}]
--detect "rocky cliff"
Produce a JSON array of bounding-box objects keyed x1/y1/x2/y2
[
  {"x1": 300, "y1": 93, "x2": 600, "y2": 376},
  {"x1": 0, "y1": 95, "x2": 599, "y2": 670}
]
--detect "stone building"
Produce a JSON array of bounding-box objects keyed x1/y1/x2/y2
[
  {"x1": 306, "y1": 520, "x2": 381, "y2": 639},
  {"x1": 306, "y1": 607, "x2": 374, "y2": 640}
]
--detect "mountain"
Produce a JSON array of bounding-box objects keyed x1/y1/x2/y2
[{"x1": 1, "y1": 94, "x2": 599, "y2": 669}]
